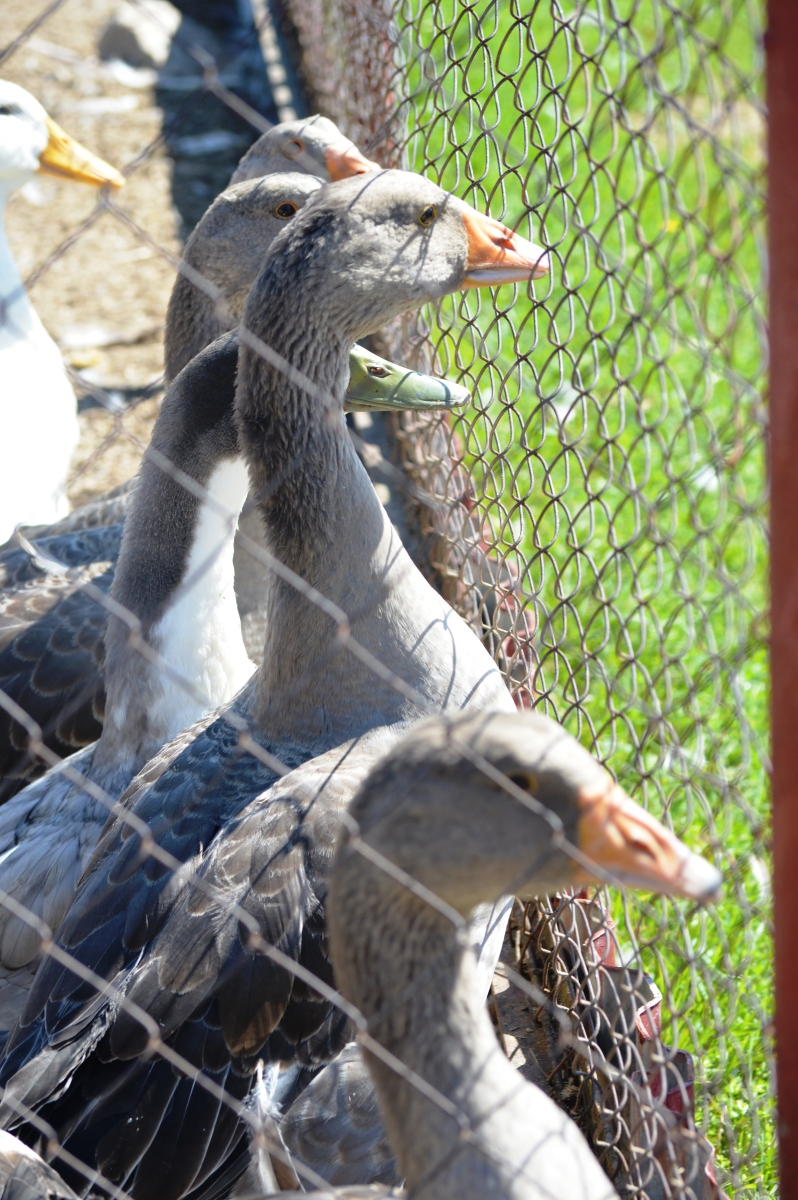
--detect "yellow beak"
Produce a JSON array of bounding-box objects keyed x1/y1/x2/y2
[{"x1": 37, "y1": 116, "x2": 125, "y2": 190}]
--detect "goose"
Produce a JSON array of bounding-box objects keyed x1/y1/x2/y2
[
  {"x1": 0, "y1": 81, "x2": 125, "y2": 543},
  {"x1": 256, "y1": 709, "x2": 720, "y2": 1200},
  {"x1": 0, "y1": 171, "x2": 467, "y2": 1035},
  {"x1": 0, "y1": 170, "x2": 548, "y2": 1200},
  {"x1": 230, "y1": 114, "x2": 381, "y2": 187},
  {"x1": 0, "y1": 168, "x2": 466, "y2": 802}
]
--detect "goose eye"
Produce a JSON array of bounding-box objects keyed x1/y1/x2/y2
[
  {"x1": 0, "y1": 105, "x2": 17, "y2": 116},
  {"x1": 368, "y1": 365, "x2": 390, "y2": 378},
  {"x1": 507, "y1": 772, "x2": 538, "y2": 793},
  {"x1": 418, "y1": 205, "x2": 437, "y2": 227},
  {"x1": 284, "y1": 138, "x2": 305, "y2": 158},
  {"x1": 273, "y1": 201, "x2": 298, "y2": 219}
]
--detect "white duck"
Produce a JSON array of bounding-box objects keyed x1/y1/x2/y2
[{"x1": 0, "y1": 80, "x2": 124, "y2": 542}]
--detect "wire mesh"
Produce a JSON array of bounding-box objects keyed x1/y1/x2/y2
[
  {"x1": 279, "y1": 0, "x2": 770, "y2": 1193},
  {"x1": 0, "y1": 2, "x2": 771, "y2": 1200}
]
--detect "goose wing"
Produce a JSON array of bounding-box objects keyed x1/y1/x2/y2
[
  {"x1": 0, "y1": 747, "x2": 110, "y2": 1034},
  {"x1": 0, "y1": 1132, "x2": 81, "y2": 1200},
  {"x1": 281, "y1": 1043, "x2": 400, "y2": 1189},
  {"x1": 0, "y1": 528, "x2": 121, "y2": 589},
  {"x1": 0, "y1": 536, "x2": 120, "y2": 802},
  {"x1": 0, "y1": 730, "x2": 394, "y2": 1200}
]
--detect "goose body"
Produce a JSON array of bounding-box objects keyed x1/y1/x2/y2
[
  {"x1": 0, "y1": 82, "x2": 124, "y2": 542},
  {"x1": 0, "y1": 171, "x2": 548, "y2": 1200}
]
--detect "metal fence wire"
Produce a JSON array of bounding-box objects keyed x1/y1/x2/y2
[
  {"x1": 278, "y1": 0, "x2": 770, "y2": 1192},
  {"x1": 0, "y1": 2, "x2": 771, "y2": 1200}
]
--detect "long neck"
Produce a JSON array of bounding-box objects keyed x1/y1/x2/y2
[
  {"x1": 236, "y1": 281, "x2": 513, "y2": 749},
  {"x1": 332, "y1": 868, "x2": 616, "y2": 1200},
  {"x1": 330, "y1": 872, "x2": 537, "y2": 1200},
  {"x1": 164, "y1": 269, "x2": 235, "y2": 385},
  {"x1": 95, "y1": 335, "x2": 253, "y2": 774}
]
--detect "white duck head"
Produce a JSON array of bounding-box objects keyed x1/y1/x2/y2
[{"x1": 0, "y1": 80, "x2": 125, "y2": 201}]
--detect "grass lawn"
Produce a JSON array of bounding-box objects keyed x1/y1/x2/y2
[{"x1": 394, "y1": 0, "x2": 771, "y2": 1193}]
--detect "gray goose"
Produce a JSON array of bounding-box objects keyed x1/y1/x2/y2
[
  {"x1": 273, "y1": 710, "x2": 719, "y2": 1200},
  {"x1": 0, "y1": 171, "x2": 463, "y2": 1034},
  {"x1": 0, "y1": 159, "x2": 462, "y2": 801},
  {"x1": 0, "y1": 170, "x2": 547, "y2": 1200},
  {"x1": 248, "y1": 710, "x2": 719, "y2": 1200}
]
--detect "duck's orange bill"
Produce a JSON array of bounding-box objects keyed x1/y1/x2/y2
[
  {"x1": 575, "y1": 782, "x2": 721, "y2": 901},
  {"x1": 325, "y1": 140, "x2": 382, "y2": 181},
  {"x1": 38, "y1": 116, "x2": 125, "y2": 189},
  {"x1": 461, "y1": 206, "x2": 549, "y2": 288}
]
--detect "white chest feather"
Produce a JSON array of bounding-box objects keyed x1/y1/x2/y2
[{"x1": 146, "y1": 457, "x2": 255, "y2": 740}]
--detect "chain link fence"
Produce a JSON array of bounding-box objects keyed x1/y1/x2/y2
[
  {"x1": 280, "y1": 0, "x2": 771, "y2": 1193},
  {"x1": 0, "y1": 1, "x2": 771, "y2": 1199}
]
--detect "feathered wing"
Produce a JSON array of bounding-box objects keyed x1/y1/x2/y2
[
  {"x1": 0, "y1": 1131, "x2": 81, "y2": 1200},
  {"x1": 0, "y1": 532, "x2": 120, "y2": 801},
  {"x1": 281, "y1": 1044, "x2": 400, "y2": 1189},
  {"x1": 0, "y1": 747, "x2": 116, "y2": 1033},
  {"x1": 0, "y1": 728, "x2": 395, "y2": 1200}
]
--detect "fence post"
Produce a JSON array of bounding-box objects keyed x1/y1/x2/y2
[{"x1": 768, "y1": 2, "x2": 798, "y2": 1195}]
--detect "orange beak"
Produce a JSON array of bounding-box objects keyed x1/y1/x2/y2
[
  {"x1": 325, "y1": 140, "x2": 382, "y2": 181},
  {"x1": 575, "y1": 781, "x2": 721, "y2": 902},
  {"x1": 461, "y1": 205, "x2": 548, "y2": 288}
]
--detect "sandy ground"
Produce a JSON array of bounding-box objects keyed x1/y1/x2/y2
[{"x1": 3, "y1": 0, "x2": 182, "y2": 507}]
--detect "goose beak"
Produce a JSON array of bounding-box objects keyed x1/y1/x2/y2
[
  {"x1": 37, "y1": 116, "x2": 125, "y2": 189},
  {"x1": 575, "y1": 782, "x2": 721, "y2": 902},
  {"x1": 325, "y1": 140, "x2": 381, "y2": 181},
  {"x1": 344, "y1": 346, "x2": 470, "y2": 412},
  {"x1": 461, "y1": 206, "x2": 549, "y2": 288}
]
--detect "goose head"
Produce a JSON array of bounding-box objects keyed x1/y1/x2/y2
[
  {"x1": 339, "y1": 710, "x2": 721, "y2": 913},
  {"x1": 246, "y1": 169, "x2": 550, "y2": 354},
  {"x1": 182, "y1": 171, "x2": 325, "y2": 315},
  {"x1": 170, "y1": 170, "x2": 468, "y2": 410},
  {"x1": 0, "y1": 80, "x2": 125, "y2": 199},
  {"x1": 231, "y1": 114, "x2": 380, "y2": 186}
]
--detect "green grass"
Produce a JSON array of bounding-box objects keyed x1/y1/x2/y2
[{"x1": 393, "y1": 0, "x2": 771, "y2": 1193}]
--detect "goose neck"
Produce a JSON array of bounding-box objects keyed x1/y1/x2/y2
[
  {"x1": 331, "y1": 871, "x2": 517, "y2": 1196},
  {"x1": 236, "y1": 288, "x2": 356, "y2": 561},
  {"x1": 95, "y1": 341, "x2": 254, "y2": 772}
]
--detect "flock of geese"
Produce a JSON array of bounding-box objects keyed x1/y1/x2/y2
[{"x1": 0, "y1": 79, "x2": 721, "y2": 1200}]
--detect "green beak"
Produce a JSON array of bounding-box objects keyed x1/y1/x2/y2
[{"x1": 344, "y1": 345, "x2": 470, "y2": 412}]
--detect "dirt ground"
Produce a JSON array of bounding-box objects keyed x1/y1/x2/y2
[{"x1": 3, "y1": 0, "x2": 181, "y2": 507}]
